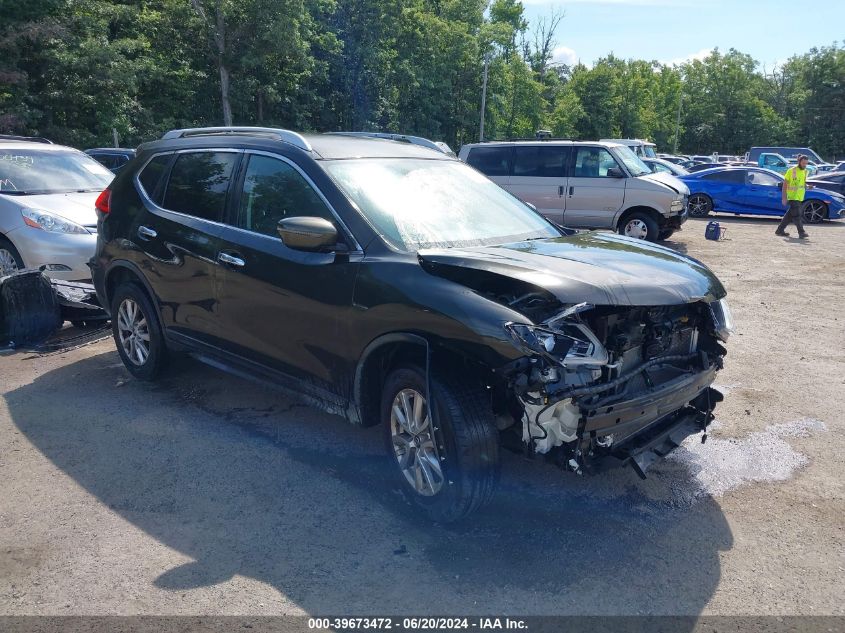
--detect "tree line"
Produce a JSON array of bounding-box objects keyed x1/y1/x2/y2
[{"x1": 2, "y1": 0, "x2": 843, "y2": 159}]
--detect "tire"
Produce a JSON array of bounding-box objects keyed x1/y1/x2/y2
[
  {"x1": 688, "y1": 194, "x2": 712, "y2": 218},
  {"x1": 658, "y1": 229, "x2": 675, "y2": 241},
  {"x1": 801, "y1": 199, "x2": 827, "y2": 224},
  {"x1": 381, "y1": 366, "x2": 499, "y2": 522},
  {"x1": 0, "y1": 237, "x2": 24, "y2": 277},
  {"x1": 618, "y1": 212, "x2": 659, "y2": 242},
  {"x1": 110, "y1": 282, "x2": 167, "y2": 380}
]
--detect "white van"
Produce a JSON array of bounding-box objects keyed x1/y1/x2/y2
[
  {"x1": 600, "y1": 138, "x2": 657, "y2": 158},
  {"x1": 458, "y1": 140, "x2": 689, "y2": 242}
]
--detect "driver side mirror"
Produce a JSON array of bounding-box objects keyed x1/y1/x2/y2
[
  {"x1": 607, "y1": 167, "x2": 626, "y2": 178},
  {"x1": 277, "y1": 216, "x2": 339, "y2": 252}
]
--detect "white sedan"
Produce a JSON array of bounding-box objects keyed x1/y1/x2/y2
[{"x1": 0, "y1": 140, "x2": 113, "y2": 280}]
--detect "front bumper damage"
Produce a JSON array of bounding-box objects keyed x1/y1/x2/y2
[
  {"x1": 499, "y1": 300, "x2": 729, "y2": 477},
  {"x1": 603, "y1": 400, "x2": 718, "y2": 479}
]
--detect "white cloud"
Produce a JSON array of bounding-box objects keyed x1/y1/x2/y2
[
  {"x1": 551, "y1": 45, "x2": 578, "y2": 66},
  {"x1": 662, "y1": 47, "x2": 713, "y2": 66}
]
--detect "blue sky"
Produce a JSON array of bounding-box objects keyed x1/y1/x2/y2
[{"x1": 520, "y1": 0, "x2": 844, "y2": 69}]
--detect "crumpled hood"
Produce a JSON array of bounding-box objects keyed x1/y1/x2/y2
[
  {"x1": 639, "y1": 171, "x2": 690, "y2": 195},
  {"x1": 418, "y1": 232, "x2": 726, "y2": 307},
  {"x1": 13, "y1": 191, "x2": 100, "y2": 226}
]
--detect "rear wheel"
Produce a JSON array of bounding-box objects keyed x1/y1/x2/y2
[
  {"x1": 618, "y1": 212, "x2": 659, "y2": 242},
  {"x1": 381, "y1": 366, "x2": 499, "y2": 522},
  {"x1": 0, "y1": 237, "x2": 24, "y2": 276},
  {"x1": 801, "y1": 199, "x2": 827, "y2": 224},
  {"x1": 688, "y1": 194, "x2": 712, "y2": 218},
  {"x1": 111, "y1": 282, "x2": 167, "y2": 380}
]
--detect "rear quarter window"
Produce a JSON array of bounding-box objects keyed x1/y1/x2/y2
[
  {"x1": 137, "y1": 154, "x2": 172, "y2": 201},
  {"x1": 466, "y1": 146, "x2": 512, "y2": 177}
]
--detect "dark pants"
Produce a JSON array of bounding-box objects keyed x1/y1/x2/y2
[{"x1": 777, "y1": 200, "x2": 805, "y2": 234}]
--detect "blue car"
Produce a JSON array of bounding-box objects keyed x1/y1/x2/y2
[{"x1": 681, "y1": 167, "x2": 845, "y2": 224}]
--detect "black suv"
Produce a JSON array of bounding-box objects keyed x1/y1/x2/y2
[{"x1": 91, "y1": 127, "x2": 732, "y2": 521}]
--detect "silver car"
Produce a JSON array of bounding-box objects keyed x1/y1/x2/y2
[
  {"x1": 458, "y1": 140, "x2": 689, "y2": 242},
  {"x1": 0, "y1": 141, "x2": 113, "y2": 280}
]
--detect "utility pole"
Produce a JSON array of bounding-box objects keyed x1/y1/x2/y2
[
  {"x1": 479, "y1": 54, "x2": 490, "y2": 142},
  {"x1": 673, "y1": 93, "x2": 683, "y2": 154}
]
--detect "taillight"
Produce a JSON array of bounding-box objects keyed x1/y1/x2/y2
[{"x1": 95, "y1": 188, "x2": 111, "y2": 214}]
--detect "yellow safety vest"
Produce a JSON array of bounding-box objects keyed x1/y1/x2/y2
[{"x1": 784, "y1": 167, "x2": 807, "y2": 202}]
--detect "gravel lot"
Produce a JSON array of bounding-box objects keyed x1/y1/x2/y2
[{"x1": 0, "y1": 216, "x2": 843, "y2": 617}]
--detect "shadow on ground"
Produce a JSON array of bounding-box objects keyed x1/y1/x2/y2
[{"x1": 6, "y1": 349, "x2": 733, "y2": 616}]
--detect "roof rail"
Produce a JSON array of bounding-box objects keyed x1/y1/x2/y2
[
  {"x1": 330, "y1": 131, "x2": 450, "y2": 155},
  {"x1": 161, "y1": 127, "x2": 312, "y2": 152},
  {"x1": 0, "y1": 134, "x2": 53, "y2": 144},
  {"x1": 482, "y1": 136, "x2": 573, "y2": 142}
]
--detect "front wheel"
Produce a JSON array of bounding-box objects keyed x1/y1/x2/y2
[
  {"x1": 381, "y1": 366, "x2": 499, "y2": 522},
  {"x1": 618, "y1": 212, "x2": 659, "y2": 241},
  {"x1": 0, "y1": 237, "x2": 24, "y2": 276},
  {"x1": 801, "y1": 200, "x2": 827, "y2": 224},
  {"x1": 688, "y1": 194, "x2": 712, "y2": 218}
]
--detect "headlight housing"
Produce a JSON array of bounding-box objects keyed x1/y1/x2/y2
[
  {"x1": 709, "y1": 297, "x2": 734, "y2": 342},
  {"x1": 504, "y1": 322, "x2": 608, "y2": 367},
  {"x1": 21, "y1": 208, "x2": 90, "y2": 234}
]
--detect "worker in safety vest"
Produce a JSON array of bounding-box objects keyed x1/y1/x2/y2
[{"x1": 776, "y1": 154, "x2": 812, "y2": 238}]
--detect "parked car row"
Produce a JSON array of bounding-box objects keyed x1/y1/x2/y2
[
  {"x1": 681, "y1": 166, "x2": 845, "y2": 223},
  {"x1": 460, "y1": 139, "x2": 689, "y2": 242}
]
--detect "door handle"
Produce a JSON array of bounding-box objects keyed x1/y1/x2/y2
[
  {"x1": 558, "y1": 185, "x2": 563, "y2": 197},
  {"x1": 217, "y1": 252, "x2": 245, "y2": 267},
  {"x1": 137, "y1": 225, "x2": 157, "y2": 240},
  {"x1": 568, "y1": 186, "x2": 574, "y2": 196}
]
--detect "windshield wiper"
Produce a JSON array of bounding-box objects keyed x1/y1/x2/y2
[{"x1": 0, "y1": 190, "x2": 32, "y2": 195}]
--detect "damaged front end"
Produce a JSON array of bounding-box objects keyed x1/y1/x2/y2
[{"x1": 498, "y1": 299, "x2": 732, "y2": 477}]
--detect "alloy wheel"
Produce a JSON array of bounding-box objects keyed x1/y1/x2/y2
[
  {"x1": 802, "y1": 200, "x2": 826, "y2": 224},
  {"x1": 116, "y1": 298, "x2": 150, "y2": 366},
  {"x1": 688, "y1": 195, "x2": 711, "y2": 217},
  {"x1": 389, "y1": 388, "x2": 444, "y2": 497},
  {"x1": 0, "y1": 249, "x2": 20, "y2": 276},
  {"x1": 624, "y1": 219, "x2": 649, "y2": 240}
]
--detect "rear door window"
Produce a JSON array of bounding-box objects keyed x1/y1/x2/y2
[
  {"x1": 162, "y1": 152, "x2": 238, "y2": 221},
  {"x1": 466, "y1": 146, "x2": 512, "y2": 177},
  {"x1": 702, "y1": 170, "x2": 746, "y2": 183},
  {"x1": 513, "y1": 146, "x2": 569, "y2": 178}
]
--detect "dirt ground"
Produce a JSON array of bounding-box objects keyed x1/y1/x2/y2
[{"x1": 0, "y1": 215, "x2": 843, "y2": 617}]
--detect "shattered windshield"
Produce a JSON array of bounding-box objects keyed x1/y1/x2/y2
[{"x1": 325, "y1": 158, "x2": 560, "y2": 251}]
